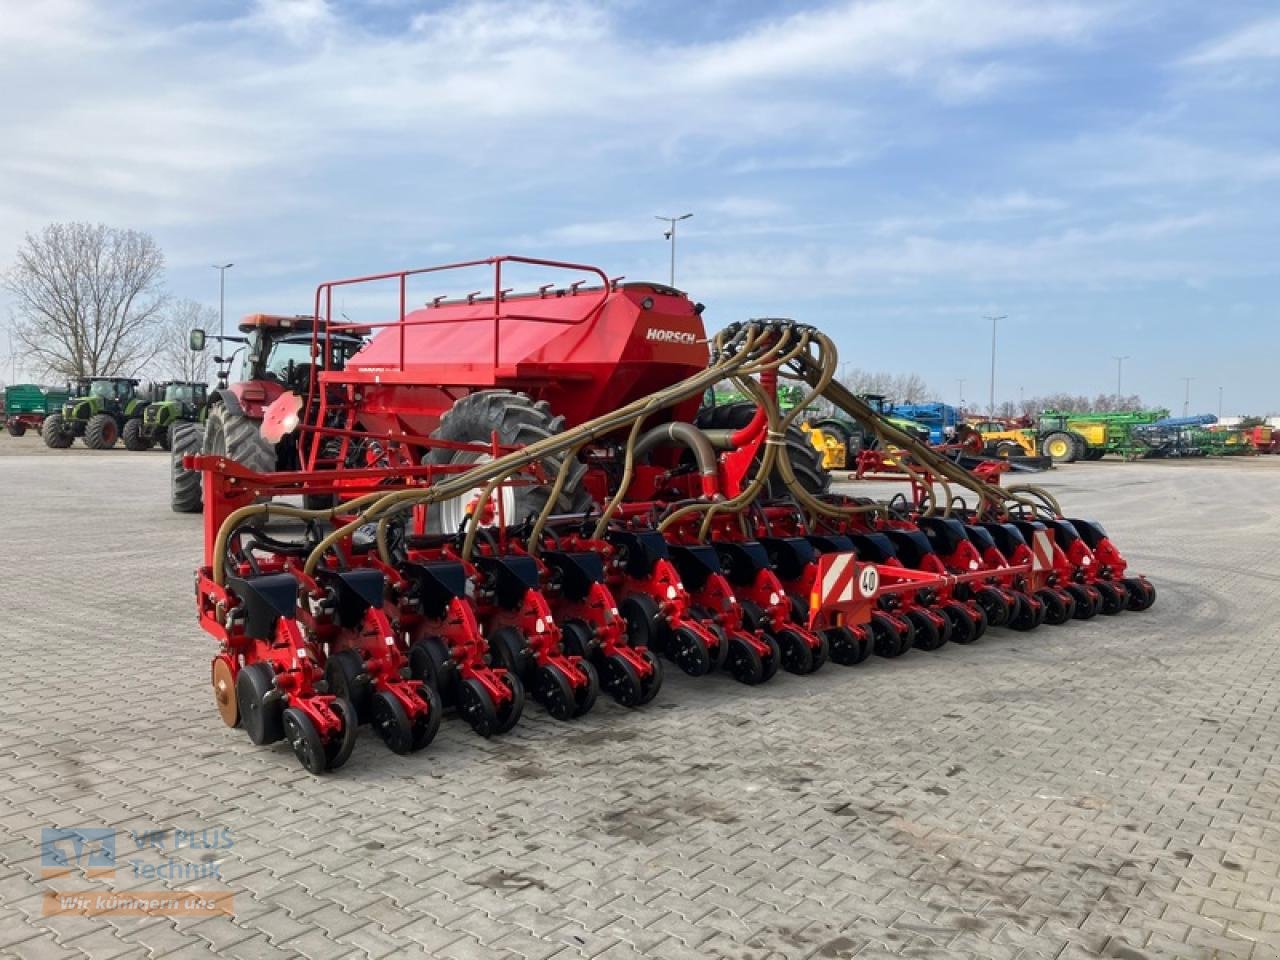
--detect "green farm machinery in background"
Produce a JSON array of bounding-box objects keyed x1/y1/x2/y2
[
  {"x1": 41, "y1": 377, "x2": 149, "y2": 450},
  {"x1": 130, "y1": 381, "x2": 209, "y2": 451}
]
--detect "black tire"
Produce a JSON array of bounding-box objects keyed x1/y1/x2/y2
[
  {"x1": 170, "y1": 421, "x2": 204, "y2": 513},
  {"x1": 1040, "y1": 431, "x2": 1077, "y2": 464},
  {"x1": 84, "y1": 413, "x2": 118, "y2": 450},
  {"x1": 122, "y1": 418, "x2": 151, "y2": 451},
  {"x1": 6, "y1": 421, "x2": 26, "y2": 438},
  {"x1": 42, "y1": 414, "x2": 72, "y2": 448},
  {"x1": 236, "y1": 662, "x2": 284, "y2": 745},
  {"x1": 204, "y1": 404, "x2": 276, "y2": 475},
  {"x1": 157, "y1": 425, "x2": 172, "y2": 451},
  {"x1": 994, "y1": 440, "x2": 1024, "y2": 459},
  {"x1": 695, "y1": 401, "x2": 830, "y2": 497},
  {"x1": 425, "y1": 390, "x2": 594, "y2": 534}
]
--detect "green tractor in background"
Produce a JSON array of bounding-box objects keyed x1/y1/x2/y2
[
  {"x1": 41, "y1": 377, "x2": 148, "y2": 450},
  {"x1": 128, "y1": 381, "x2": 208, "y2": 451}
]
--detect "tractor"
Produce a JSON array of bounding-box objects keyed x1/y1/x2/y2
[
  {"x1": 169, "y1": 314, "x2": 366, "y2": 512},
  {"x1": 177, "y1": 255, "x2": 1156, "y2": 774},
  {"x1": 128, "y1": 381, "x2": 209, "y2": 451},
  {"x1": 41, "y1": 377, "x2": 148, "y2": 450}
]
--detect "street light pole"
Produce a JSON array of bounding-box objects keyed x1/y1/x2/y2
[
  {"x1": 655, "y1": 213, "x2": 692, "y2": 288},
  {"x1": 1113, "y1": 355, "x2": 1129, "y2": 401},
  {"x1": 213, "y1": 263, "x2": 234, "y2": 340},
  {"x1": 1218, "y1": 385, "x2": 1224, "y2": 420},
  {"x1": 985, "y1": 315, "x2": 1005, "y2": 416},
  {"x1": 1181, "y1": 377, "x2": 1193, "y2": 417},
  {"x1": 957, "y1": 378, "x2": 965, "y2": 409}
]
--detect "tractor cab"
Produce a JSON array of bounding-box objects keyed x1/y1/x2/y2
[
  {"x1": 162, "y1": 381, "x2": 209, "y2": 413},
  {"x1": 69, "y1": 377, "x2": 140, "y2": 403}
]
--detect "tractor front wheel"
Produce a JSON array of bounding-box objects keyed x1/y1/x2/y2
[
  {"x1": 84, "y1": 414, "x2": 119, "y2": 449},
  {"x1": 170, "y1": 421, "x2": 204, "y2": 513},
  {"x1": 122, "y1": 418, "x2": 152, "y2": 451},
  {"x1": 41, "y1": 414, "x2": 73, "y2": 449}
]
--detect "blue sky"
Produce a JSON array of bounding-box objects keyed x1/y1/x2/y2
[{"x1": 1, "y1": 0, "x2": 1277, "y2": 412}]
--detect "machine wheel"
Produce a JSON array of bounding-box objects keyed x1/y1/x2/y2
[
  {"x1": 534, "y1": 663, "x2": 578, "y2": 721},
  {"x1": 669, "y1": 622, "x2": 713, "y2": 676},
  {"x1": 1036, "y1": 589, "x2": 1073, "y2": 626},
  {"x1": 488, "y1": 626, "x2": 533, "y2": 680},
  {"x1": 169, "y1": 421, "x2": 205, "y2": 513},
  {"x1": 620, "y1": 594, "x2": 666, "y2": 652},
  {"x1": 325, "y1": 650, "x2": 373, "y2": 722},
  {"x1": 974, "y1": 586, "x2": 1011, "y2": 627},
  {"x1": 408, "y1": 637, "x2": 458, "y2": 705},
  {"x1": 7, "y1": 421, "x2": 26, "y2": 437},
  {"x1": 493, "y1": 671, "x2": 525, "y2": 733},
  {"x1": 157, "y1": 425, "x2": 172, "y2": 451},
  {"x1": 1040, "y1": 432, "x2": 1078, "y2": 464},
  {"x1": 870, "y1": 612, "x2": 909, "y2": 657},
  {"x1": 695, "y1": 401, "x2": 831, "y2": 497},
  {"x1": 83, "y1": 413, "x2": 118, "y2": 449},
  {"x1": 236, "y1": 662, "x2": 284, "y2": 745},
  {"x1": 411, "y1": 684, "x2": 443, "y2": 751},
  {"x1": 993, "y1": 440, "x2": 1024, "y2": 459},
  {"x1": 204, "y1": 404, "x2": 276, "y2": 475},
  {"x1": 122, "y1": 418, "x2": 151, "y2": 451},
  {"x1": 1095, "y1": 581, "x2": 1126, "y2": 616},
  {"x1": 775, "y1": 627, "x2": 815, "y2": 674},
  {"x1": 559, "y1": 619, "x2": 596, "y2": 658},
  {"x1": 907, "y1": 610, "x2": 947, "y2": 651},
  {"x1": 325, "y1": 697, "x2": 358, "y2": 771},
  {"x1": 758, "y1": 634, "x2": 782, "y2": 682},
  {"x1": 725, "y1": 634, "x2": 765, "y2": 685},
  {"x1": 1007, "y1": 593, "x2": 1042, "y2": 631},
  {"x1": 944, "y1": 604, "x2": 980, "y2": 644},
  {"x1": 825, "y1": 626, "x2": 870, "y2": 665},
  {"x1": 636, "y1": 649, "x2": 663, "y2": 704},
  {"x1": 572, "y1": 660, "x2": 599, "y2": 718},
  {"x1": 1065, "y1": 584, "x2": 1100, "y2": 619},
  {"x1": 1123, "y1": 578, "x2": 1156, "y2": 611},
  {"x1": 282, "y1": 707, "x2": 328, "y2": 774},
  {"x1": 601, "y1": 653, "x2": 644, "y2": 707},
  {"x1": 425, "y1": 390, "x2": 594, "y2": 533},
  {"x1": 459, "y1": 677, "x2": 499, "y2": 737},
  {"x1": 370, "y1": 690, "x2": 414, "y2": 755}
]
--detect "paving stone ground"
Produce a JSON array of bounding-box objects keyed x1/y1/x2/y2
[{"x1": 0, "y1": 439, "x2": 1277, "y2": 959}]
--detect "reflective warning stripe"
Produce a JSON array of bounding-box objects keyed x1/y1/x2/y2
[
  {"x1": 1031, "y1": 530, "x2": 1054, "y2": 572},
  {"x1": 820, "y1": 553, "x2": 856, "y2": 604}
]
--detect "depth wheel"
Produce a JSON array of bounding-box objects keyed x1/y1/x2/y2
[
  {"x1": 669, "y1": 622, "x2": 713, "y2": 676},
  {"x1": 493, "y1": 671, "x2": 525, "y2": 734},
  {"x1": 411, "y1": 684, "x2": 443, "y2": 752},
  {"x1": 1095, "y1": 581, "x2": 1126, "y2": 616},
  {"x1": 1036, "y1": 589, "x2": 1072, "y2": 626},
  {"x1": 976, "y1": 586, "x2": 1011, "y2": 627},
  {"x1": 1065, "y1": 584, "x2": 1099, "y2": 620},
  {"x1": 758, "y1": 634, "x2": 782, "y2": 683},
  {"x1": 726, "y1": 635, "x2": 764, "y2": 685},
  {"x1": 459, "y1": 677, "x2": 499, "y2": 737},
  {"x1": 600, "y1": 653, "x2": 643, "y2": 707},
  {"x1": 325, "y1": 697, "x2": 358, "y2": 771},
  {"x1": 1007, "y1": 593, "x2": 1042, "y2": 631},
  {"x1": 489, "y1": 626, "x2": 532, "y2": 680},
  {"x1": 1123, "y1": 578, "x2": 1156, "y2": 611},
  {"x1": 775, "y1": 627, "x2": 818, "y2": 674},
  {"x1": 559, "y1": 619, "x2": 595, "y2": 658},
  {"x1": 236, "y1": 662, "x2": 283, "y2": 745},
  {"x1": 944, "y1": 604, "x2": 980, "y2": 645},
  {"x1": 282, "y1": 707, "x2": 327, "y2": 774},
  {"x1": 870, "y1": 612, "x2": 908, "y2": 657},
  {"x1": 636, "y1": 649, "x2": 663, "y2": 705},
  {"x1": 573, "y1": 660, "x2": 599, "y2": 718},
  {"x1": 620, "y1": 594, "x2": 666, "y2": 652},
  {"x1": 535, "y1": 664, "x2": 577, "y2": 721},
  {"x1": 370, "y1": 690, "x2": 414, "y2": 755},
  {"x1": 325, "y1": 649, "x2": 373, "y2": 722},
  {"x1": 826, "y1": 626, "x2": 869, "y2": 665},
  {"x1": 908, "y1": 611, "x2": 946, "y2": 651},
  {"x1": 408, "y1": 637, "x2": 457, "y2": 705}
]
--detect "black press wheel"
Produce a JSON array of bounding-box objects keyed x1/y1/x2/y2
[
  {"x1": 636, "y1": 649, "x2": 663, "y2": 705},
  {"x1": 975, "y1": 586, "x2": 1012, "y2": 627},
  {"x1": 600, "y1": 653, "x2": 644, "y2": 707},
  {"x1": 870, "y1": 612, "x2": 910, "y2": 657},
  {"x1": 1095, "y1": 581, "x2": 1126, "y2": 616},
  {"x1": 944, "y1": 603, "x2": 980, "y2": 644},
  {"x1": 324, "y1": 697, "x2": 358, "y2": 771},
  {"x1": 459, "y1": 677, "x2": 499, "y2": 737},
  {"x1": 325, "y1": 649, "x2": 373, "y2": 722},
  {"x1": 236, "y1": 662, "x2": 283, "y2": 745},
  {"x1": 535, "y1": 663, "x2": 578, "y2": 721},
  {"x1": 907, "y1": 610, "x2": 947, "y2": 651},
  {"x1": 559, "y1": 619, "x2": 596, "y2": 659},
  {"x1": 758, "y1": 634, "x2": 782, "y2": 683},
  {"x1": 493, "y1": 671, "x2": 525, "y2": 734},
  {"x1": 1123, "y1": 578, "x2": 1156, "y2": 611},
  {"x1": 669, "y1": 622, "x2": 713, "y2": 676},
  {"x1": 1007, "y1": 593, "x2": 1042, "y2": 631},
  {"x1": 282, "y1": 707, "x2": 327, "y2": 774},
  {"x1": 825, "y1": 626, "x2": 869, "y2": 665},
  {"x1": 411, "y1": 684, "x2": 443, "y2": 752},
  {"x1": 1065, "y1": 584, "x2": 1100, "y2": 620},
  {"x1": 1036, "y1": 588, "x2": 1073, "y2": 626},
  {"x1": 489, "y1": 626, "x2": 533, "y2": 680},
  {"x1": 408, "y1": 637, "x2": 458, "y2": 705},
  {"x1": 370, "y1": 689, "x2": 415, "y2": 755},
  {"x1": 620, "y1": 593, "x2": 666, "y2": 653},
  {"x1": 725, "y1": 634, "x2": 764, "y2": 685},
  {"x1": 572, "y1": 659, "x2": 599, "y2": 718}
]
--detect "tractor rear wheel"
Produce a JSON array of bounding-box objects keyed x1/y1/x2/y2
[
  {"x1": 42, "y1": 414, "x2": 73, "y2": 449},
  {"x1": 1040, "y1": 432, "x2": 1077, "y2": 464},
  {"x1": 696, "y1": 401, "x2": 830, "y2": 497},
  {"x1": 204, "y1": 405, "x2": 276, "y2": 475},
  {"x1": 122, "y1": 418, "x2": 152, "y2": 451},
  {"x1": 170, "y1": 421, "x2": 204, "y2": 513},
  {"x1": 84, "y1": 414, "x2": 119, "y2": 449},
  {"x1": 425, "y1": 390, "x2": 594, "y2": 534}
]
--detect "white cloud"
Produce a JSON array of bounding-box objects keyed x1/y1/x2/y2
[{"x1": 1183, "y1": 15, "x2": 1280, "y2": 65}]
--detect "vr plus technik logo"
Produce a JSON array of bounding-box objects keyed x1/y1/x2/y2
[{"x1": 41, "y1": 828, "x2": 116, "y2": 878}]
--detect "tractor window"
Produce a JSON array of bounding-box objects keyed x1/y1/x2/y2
[
  {"x1": 165, "y1": 384, "x2": 198, "y2": 403},
  {"x1": 89, "y1": 381, "x2": 114, "y2": 399}
]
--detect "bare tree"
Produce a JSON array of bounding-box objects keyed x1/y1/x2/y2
[
  {"x1": 159, "y1": 299, "x2": 216, "y2": 383},
  {"x1": 3, "y1": 223, "x2": 168, "y2": 379}
]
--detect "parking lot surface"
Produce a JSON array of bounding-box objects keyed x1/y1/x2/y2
[{"x1": 0, "y1": 441, "x2": 1277, "y2": 959}]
